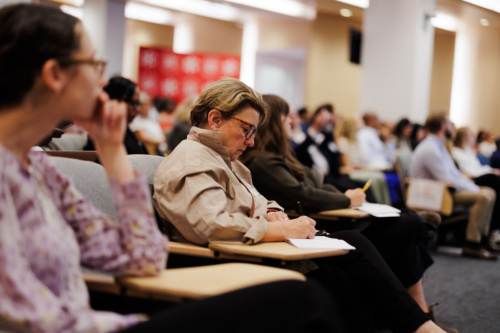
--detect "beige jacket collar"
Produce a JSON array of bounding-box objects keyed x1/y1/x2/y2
[{"x1": 187, "y1": 127, "x2": 232, "y2": 168}]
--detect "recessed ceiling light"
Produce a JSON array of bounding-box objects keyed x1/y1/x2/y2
[
  {"x1": 480, "y1": 18, "x2": 490, "y2": 26},
  {"x1": 340, "y1": 8, "x2": 353, "y2": 17}
]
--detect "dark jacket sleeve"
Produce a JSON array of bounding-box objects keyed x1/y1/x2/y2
[{"x1": 246, "y1": 154, "x2": 350, "y2": 213}]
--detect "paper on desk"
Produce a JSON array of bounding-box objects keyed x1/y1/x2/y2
[
  {"x1": 352, "y1": 202, "x2": 401, "y2": 218},
  {"x1": 286, "y1": 236, "x2": 356, "y2": 250}
]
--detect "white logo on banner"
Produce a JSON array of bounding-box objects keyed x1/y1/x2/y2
[
  {"x1": 141, "y1": 51, "x2": 158, "y2": 68},
  {"x1": 183, "y1": 80, "x2": 199, "y2": 95},
  {"x1": 221, "y1": 58, "x2": 239, "y2": 77},
  {"x1": 182, "y1": 56, "x2": 201, "y2": 74},
  {"x1": 162, "y1": 78, "x2": 179, "y2": 96},
  {"x1": 203, "y1": 58, "x2": 218, "y2": 75},
  {"x1": 163, "y1": 54, "x2": 179, "y2": 70}
]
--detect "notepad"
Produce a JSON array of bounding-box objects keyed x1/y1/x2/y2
[
  {"x1": 286, "y1": 236, "x2": 356, "y2": 250},
  {"x1": 352, "y1": 202, "x2": 401, "y2": 218}
]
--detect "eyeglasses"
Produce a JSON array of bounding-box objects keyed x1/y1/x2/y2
[
  {"x1": 231, "y1": 115, "x2": 257, "y2": 140},
  {"x1": 56, "y1": 57, "x2": 107, "y2": 77}
]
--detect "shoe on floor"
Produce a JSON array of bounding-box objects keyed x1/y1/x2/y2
[
  {"x1": 416, "y1": 210, "x2": 441, "y2": 228},
  {"x1": 489, "y1": 229, "x2": 500, "y2": 252},
  {"x1": 427, "y1": 303, "x2": 459, "y2": 333},
  {"x1": 462, "y1": 245, "x2": 498, "y2": 260}
]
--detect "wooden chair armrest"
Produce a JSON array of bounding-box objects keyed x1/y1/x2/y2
[
  {"x1": 168, "y1": 241, "x2": 215, "y2": 257},
  {"x1": 117, "y1": 263, "x2": 305, "y2": 302},
  {"x1": 209, "y1": 241, "x2": 348, "y2": 261}
]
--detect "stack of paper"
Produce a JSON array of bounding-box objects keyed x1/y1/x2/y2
[
  {"x1": 352, "y1": 202, "x2": 401, "y2": 218},
  {"x1": 286, "y1": 236, "x2": 356, "y2": 250}
]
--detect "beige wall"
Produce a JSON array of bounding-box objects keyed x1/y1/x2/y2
[
  {"x1": 257, "y1": 17, "x2": 312, "y2": 51},
  {"x1": 123, "y1": 19, "x2": 174, "y2": 81},
  {"x1": 306, "y1": 12, "x2": 362, "y2": 119},
  {"x1": 470, "y1": 24, "x2": 500, "y2": 136},
  {"x1": 429, "y1": 30, "x2": 455, "y2": 117}
]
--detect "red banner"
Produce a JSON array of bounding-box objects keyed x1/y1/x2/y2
[{"x1": 138, "y1": 46, "x2": 241, "y2": 103}]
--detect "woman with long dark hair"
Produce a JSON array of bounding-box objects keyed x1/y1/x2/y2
[{"x1": 241, "y1": 94, "x2": 457, "y2": 333}]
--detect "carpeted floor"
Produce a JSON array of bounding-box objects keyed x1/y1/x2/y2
[{"x1": 423, "y1": 247, "x2": 500, "y2": 333}]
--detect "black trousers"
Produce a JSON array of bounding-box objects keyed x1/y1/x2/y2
[
  {"x1": 307, "y1": 230, "x2": 429, "y2": 333},
  {"x1": 118, "y1": 280, "x2": 345, "y2": 333},
  {"x1": 474, "y1": 173, "x2": 500, "y2": 231},
  {"x1": 361, "y1": 209, "x2": 434, "y2": 288}
]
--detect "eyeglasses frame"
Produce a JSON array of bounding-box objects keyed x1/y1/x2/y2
[
  {"x1": 56, "y1": 57, "x2": 107, "y2": 77},
  {"x1": 230, "y1": 115, "x2": 257, "y2": 140}
]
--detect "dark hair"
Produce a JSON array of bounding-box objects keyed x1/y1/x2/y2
[
  {"x1": 241, "y1": 94, "x2": 306, "y2": 180},
  {"x1": 425, "y1": 113, "x2": 447, "y2": 134},
  {"x1": 309, "y1": 103, "x2": 333, "y2": 125},
  {"x1": 190, "y1": 78, "x2": 268, "y2": 128},
  {"x1": 453, "y1": 127, "x2": 469, "y2": 148},
  {"x1": 0, "y1": 4, "x2": 80, "y2": 109},
  {"x1": 103, "y1": 76, "x2": 137, "y2": 103},
  {"x1": 155, "y1": 97, "x2": 176, "y2": 113},
  {"x1": 393, "y1": 118, "x2": 412, "y2": 138},
  {"x1": 495, "y1": 137, "x2": 500, "y2": 151}
]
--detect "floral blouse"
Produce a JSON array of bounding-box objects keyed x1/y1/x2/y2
[{"x1": 0, "y1": 145, "x2": 168, "y2": 333}]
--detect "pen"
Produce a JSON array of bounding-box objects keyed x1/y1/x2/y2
[
  {"x1": 297, "y1": 201, "x2": 329, "y2": 236},
  {"x1": 362, "y1": 179, "x2": 372, "y2": 193},
  {"x1": 296, "y1": 201, "x2": 304, "y2": 215}
]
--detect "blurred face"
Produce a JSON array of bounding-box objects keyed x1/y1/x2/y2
[
  {"x1": 126, "y1": 89, "x2": 141, "y2": 123},
  {"x1": 219, "y1": 106, "x2": 260, "y2": 161},
  {"x1": 61, "y1": 24, "x2": 107, "y2": 122},
  {"x1": 314, "y1": 109, "x2": 333, "y2": 130},
  {"x1": 282, "y1": 113, "x2": 292, "y2": 139},
  {"x1": 466, "y1": 129, "x2": 476, "y2": 147},
  {"x1": 403, "y1": 124, "x2": 413, "y2": 138},
  {"x1": 139, "y1": 95, "x2": 152, "y2": 117}
]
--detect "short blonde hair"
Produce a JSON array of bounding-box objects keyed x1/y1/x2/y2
[{"x1": 190, "y1": 78, "x2": 268, "y2": 127}]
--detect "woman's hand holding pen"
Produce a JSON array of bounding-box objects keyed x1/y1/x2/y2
[
  {"x1": 283, "y1": 216, "x2": 317, "y2": 239},
  {"x1": 345, "y1": 188, "x2": 366, "y2": 207}
]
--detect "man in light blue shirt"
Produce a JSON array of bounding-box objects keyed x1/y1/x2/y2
[
  {"x1": 410, "y1": 114, "x2": 497, "y2": 260},
  {"x1": 357, "y1": 112, "x2": 395, "y2": 171}
]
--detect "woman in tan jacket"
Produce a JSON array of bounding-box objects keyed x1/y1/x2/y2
[{"x1": 153, "y1": 78, "x2": 445, "y2": 333}]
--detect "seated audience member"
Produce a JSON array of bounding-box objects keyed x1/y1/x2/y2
[
  {"x1": 240, "y1": 94, "x2": 458, "y2": 332},
  {"x1": 166, "y1": 94, "x2": 197, "y2": 154},
  {"x1": 357, "y1": 112, "x2": 402, "y2": 206},
  {"x1": 156, "y1": 97, "x2": 177, "y2": 133},
  {"x1": 490, "y1": 137, "x2": 500, "y2": 169},
  {"x1": 335, "y1": 116, "x2": 391, "y2": 204},
  {"x1": 84, "y1": 76, "x2": 149, "y2": 155},
  {"x1": 297, "y1": 106, "x2": 310, "y2": 132},
  {"x1": 393, "y1": 118, "x2": 414, "y2": 179},
  {"x1": 0, "y1": 4, "x2": 342, "y2": 333},
  {"x1": 153, "y1": 78, "x2": 446, "y2": 333},
  {"x1": 476, "y1": 130, "x2": 496, "y2": 163},
  {"x1": 129, "y1": 91, "x2": 167, "y2": 155},
  {"x1": 410, "y1": 114, "x2": 497, "y2": 260},
  {"x1": 452, "y1": 127, "x2": 500, "y2": 250},
  {"x1": 293, "y1": 104, "x2": 373, "y2": 200},
  {"x1": 410, "y1": 123, "x2": 428, "y2": 150},
  {"x1": 357, "y1": 111, "x2": 395, "y2": 171}
]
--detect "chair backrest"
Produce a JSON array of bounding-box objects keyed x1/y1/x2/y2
[
  {"x1": 49, "y1": 133, "x2": 88, "y2": 150},
  {"x1": 50, "y1": 156, "x2": 117, "y2": 219},
  {"x1": 127, "y1": 154, "x2": 165, "y2": 194}
]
